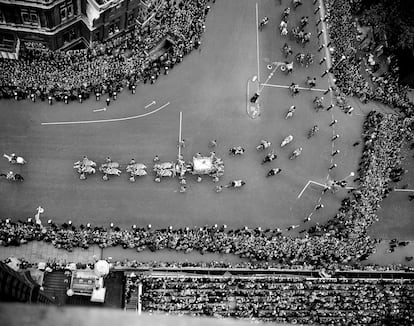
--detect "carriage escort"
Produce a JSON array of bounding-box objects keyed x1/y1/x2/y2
[
  {"x1": 73, "y1": 156, "x2": 97, "y2": 180},
  {"x1": 126, "y1": 159, "x2": 147, "y2": 182}
]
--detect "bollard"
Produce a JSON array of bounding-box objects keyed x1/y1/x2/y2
[
  {"x1": 48, "y1": 96, "x2": 53, "y2": 105},
  {"x1": 316, "y1": 18, "x2": 322, "y2": 26},
  {"x1": 323, "y1": 87, "x2": 331, "y2": 94},
  {"x1": 314, "y1": 6, "x2": 320, "y2": 14},
  {"x1": 329, "y1": 119, "x2": 338, "y2": 126},
  {"x1": 78, "y1": 94, "x2": 82, "y2": 103},
  {"x1": 313, "y1": 0, "x2": 318, "y2": 4},
  {"x1": 319, "y1": 57, "x2": 326, "y2": 65},
  {"x1": 318, "y1": 44, "x2": 324, "y2": 52},
  {"x1": 332, "y1": 150, "x2": 340, "y2": 156},
  {"x1": 326, "y1": 104, "x2": 334, "y2": 111},
  {"x1": 332, "y1": 134, "x2": 339, "y2": 141},
  {"x1": 321, "y1": 70, "x2": 329, "y2": 77},
  {"x1": 318, "y1": 30, "x2": 323, "y2": 37}
]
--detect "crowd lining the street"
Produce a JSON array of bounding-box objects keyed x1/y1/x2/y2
[
  {"x1": 325, "y1": 0, "x2": 414, "y2": 117},
  {"x1": 0, "y1": 0, "x2": 209, "y2": 102},
  {"x1": 0, "y1": 111, "x2": 411, "y2": 272}
]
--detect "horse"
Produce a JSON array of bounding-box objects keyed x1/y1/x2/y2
[
  {"x1": 281, "y1": 135, "x2": 294, "y2": 147},
  {"x1": 258, "y1": 17, "x2": 269, "y2": 31},
  {"x1": 3, "y1": 153, "x2": 27, "y2": 165},
  {"x1": 285, "y1": 106, "x2": 296, "y2": 119},
  {"x1": 256, "y1": 140, "x2": 271, "y2": 151},
  {"x1": 227, "y1": 180, "x2": 246, "y2": 188},
  {"x1": 290, "y1": 147, "x2": 303, "y2": 160},
  {"x1": 229, "y1": 146, "x2": 245, "y2": 156},
  {"x1": 1, "y1": 172, "x2": 24, "y2": 182},
  {"x1": 262, "y1": 151, "x2": 277, "y2": 164},
  {"x1": 267, "y1": 168, "x2": 282, "y2": 177}
]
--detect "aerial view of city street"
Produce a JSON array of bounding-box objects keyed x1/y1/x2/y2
[{"x1": 0, "y1": 0, "x2": 413, "y2": 325}]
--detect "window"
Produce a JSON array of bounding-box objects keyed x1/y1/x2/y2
[
  {"x1": 67, "y1": 4, "x2": 74, "y2": 17},
  {"x1": 108, "y1": 18, "x2": 120, "y2": 36},
  {"x1": 63, "y1": 28, "x2": 76, "y2": 44},
  {"x1": 60, "y1": 7, "x2": 67, "y2": 21},
  {"x1": 60, "y1": 1, "x2": 74, "y2": 22},
  {"x1": 21, "y1": 8, "x2": 38, "y2": 25},
  {"x1": 0, "y1": 33, "x2": 15, "y2": 50},
  {"x1": 0, "y1": 9, "x2": 5, "y2": 23},
  {"x1": 127, "y1": 12, "x2": 135, "y2": 26}
]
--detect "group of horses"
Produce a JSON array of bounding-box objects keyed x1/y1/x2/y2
[
  {"x1": 1, "y1": 153, "x2": 26, "y2": 182},
  {"x1": 73, "y1": 157, "x2": 147, "y2": 181}
]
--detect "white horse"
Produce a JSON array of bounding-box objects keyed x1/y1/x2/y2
[
  {"x1": 285, "y1": 106, "x2": 296, "y2": 119},
  {"x1": 281, "y1": 135, "x2": 294, "y2": 147},
  {"x1": 3, "y1": 153, "x2": 27, "y2": 164}
]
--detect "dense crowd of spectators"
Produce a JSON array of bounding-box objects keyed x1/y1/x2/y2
[
  {"x1": 325, "y1": 0, "x2": 414, "y2": 117},
  {"x1": 0, "y1": 111, "x2": 411, "y2": 272},
  {"x1": 126, "y1": 275, "x2": 414, "y2": 325},
  {"x1": 0, "y1": 0, "x2": 209, "y2": 102}
]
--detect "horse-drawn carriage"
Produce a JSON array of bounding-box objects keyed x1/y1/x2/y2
[
  {"x1": 189, "y1": 153, "x2": 224, "y2": 181},
  {"x1": 126, "y1": 162, "x2": 147, "y2": 182},
  {"x1": 99, "y1": 162, "x2": 122, "y2": 181},
  {"x1": 74, "y1": 156, "x2": 97, "y2": 180}
]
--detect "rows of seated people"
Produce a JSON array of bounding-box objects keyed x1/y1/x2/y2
[{"x1": 136, "y1": 275, "x2": 414, "y2": 325}]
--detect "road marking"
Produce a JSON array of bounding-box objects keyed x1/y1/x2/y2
[
  {"x1": 145, "y1": 101, "x2": 156, "y2": 109},
  {"x1": 261, "y1": 83, "x2": 326, "y2": 92},
  {"x1": 41, "y1": 102, "x2": 170, "y2": 126},
  {"x1": 255, "y1": 3, "x2": 260, "y2": 83},
  {"x1": 93, "y1": 108, "x2": 107, "y2": 112}
]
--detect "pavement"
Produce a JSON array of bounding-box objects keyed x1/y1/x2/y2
[
  {"x1": 0, "y1": 0, "x2": 412, "y2": 265},
  {"x1": 1, "y1": 240, "x2": 412, "y2": 268}
]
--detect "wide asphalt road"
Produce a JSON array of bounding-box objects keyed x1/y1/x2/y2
[{"x1": 2, "y1": 0, "x2": 410, "y2": 239}]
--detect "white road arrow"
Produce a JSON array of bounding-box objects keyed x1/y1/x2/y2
[
  {"x1": 93, "y1": 108, "x2": 107, "y2": 112},
  {"x1": 145, "y1": 101, "x2": 156, "y2": 109}
]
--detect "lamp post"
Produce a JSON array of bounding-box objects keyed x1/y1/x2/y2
[{"x1": 331, "y1": 55, "x2": 346, "y2": 71}]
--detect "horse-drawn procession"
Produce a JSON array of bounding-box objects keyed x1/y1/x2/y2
[{"x1": 73, "y1": 152, "x2": 225, "y2": 184}]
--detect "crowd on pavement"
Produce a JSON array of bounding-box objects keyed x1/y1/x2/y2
[
  {"x1": 1, "y1": 0, "x2": 413, "y2": 274},
  {"x1": 324, "y1": 0, "x2": 414, "y2": 117},
  {"x1": 0, "y1": 0, "x2": 210, "y2": 102},
  {"x1": 128, "y1": 274, "x2": 414, "y2": 325}
]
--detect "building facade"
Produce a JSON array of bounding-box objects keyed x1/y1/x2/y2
[{"x1": 0, "y1": 0, "x2": 165, "y2": 57}]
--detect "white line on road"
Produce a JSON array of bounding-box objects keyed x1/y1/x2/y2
[
  {"x1": 261, "y1": 83, "x2": 326, "y2": 92},
  {"x1": 41, "y1": 102, "x2": 170, "y2": 126},
  {"x1": 255, "y1": 3, "x2": 260, "y2": 84},
  {"x1": 93, "y1": 108, "x2": 107, "y2": 112},
  {"x1": 145, "y1": 101, "x2": 156, "y2": 109}
]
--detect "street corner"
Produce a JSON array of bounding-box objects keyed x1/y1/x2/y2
[{"x1": 247, "y1": 77, "x2": 261, "y2": 119}]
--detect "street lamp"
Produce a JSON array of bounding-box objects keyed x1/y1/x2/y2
[{"x1": 330, "y1": 55, "x2": 346, "y2": 71}]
